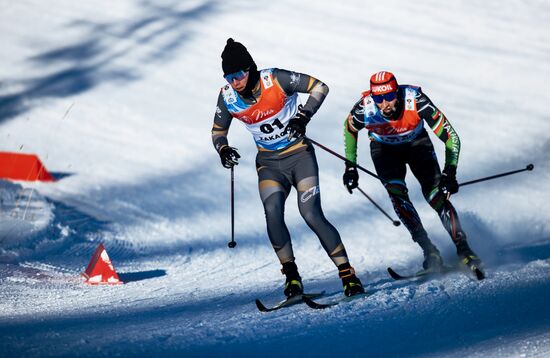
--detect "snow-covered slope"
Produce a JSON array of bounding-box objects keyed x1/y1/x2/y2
[{"x1": 1, "y1": 0, "x2": 549, "y2": 356}]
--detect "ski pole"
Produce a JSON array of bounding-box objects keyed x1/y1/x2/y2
[
  {"x1": 459, "y1": 164, "x2": 534, "y2": 187},
  {"x1": 228, "y1": 166, "x2": 237, "y2": 248},
  {"x1": 306, "y1": 137, "x2": 384, "y2": 182},
  {"x1": 356, "y1": 186, "x2": 401, "y2": 227}
]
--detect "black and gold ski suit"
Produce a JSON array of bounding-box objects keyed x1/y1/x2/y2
[{"x1": 212, "y1": 68, "x2": 349, "y2": 266}]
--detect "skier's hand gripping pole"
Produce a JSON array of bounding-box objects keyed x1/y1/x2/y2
[{"x1": 306, "y1": 137, "x2": 384, "y2": 182}]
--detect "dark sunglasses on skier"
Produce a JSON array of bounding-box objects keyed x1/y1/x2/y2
[
  {"x1": 372, "y1": 91, "x2": 398, "y2": 104},
  {"x1": 224, "y1": 68, "x2": 250, "y2": 83}
]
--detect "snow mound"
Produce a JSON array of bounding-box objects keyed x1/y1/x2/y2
[{"x1": 0, "y1": 180, "x2": 53, "y2": 256}]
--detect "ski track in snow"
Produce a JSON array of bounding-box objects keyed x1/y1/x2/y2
[{"x1": 1, "y1": 0, "x2": 550, "y2": 356}]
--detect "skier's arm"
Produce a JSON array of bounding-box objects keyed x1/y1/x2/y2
[
  {"x1": 417, "y1": 92, "x2": 460, "y2": 167},
  {"x1": 211, "y1": 92, "x2": 233, "y2": 154},
  {"x1": 274, "y1": 69, "x2": 329, "y2": 117},
  {"x1": 344, "y1": 99, "x2": 366, "y2": 164}
]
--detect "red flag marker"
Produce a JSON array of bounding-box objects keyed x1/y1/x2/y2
[
  {"x1": 82, "y1": 243, "x2": 123, "y2": 285},
  {"x1": 0, "y1": 152, "x2": 55, "y2": 182}
]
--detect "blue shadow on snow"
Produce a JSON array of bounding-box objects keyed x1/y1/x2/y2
[
  {"x1": 0, "y1": 0, "x2": 220, "y2": 124},
  {"x1": 119, "y1": 269, "x2": 167, "y2": 283}
]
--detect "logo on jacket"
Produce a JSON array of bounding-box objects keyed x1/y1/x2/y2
[
  {"x1": 262, "y1": 74, "x2": 274, "y2": 89},
  {"x1": 290, "y1": 72, "x2": 301, "y2": 86},
  {"x1": 240, "y1": 108, "x2": 276, "y2": 123},
  {"x1": 406, "y1": 98, "x2": 414, "y2": 110}
]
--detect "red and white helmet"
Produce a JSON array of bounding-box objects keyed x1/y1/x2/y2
[{"x1": 370, "y1": 71, "x2": 398, "y2": 95}]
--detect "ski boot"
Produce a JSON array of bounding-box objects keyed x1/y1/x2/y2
[
  {"x1": 338, "y1": 263, "x2": 365, "y2": 297},
  {"x1": 422, "y1": 248, "x2": 444, "y2": 272},
  {"x1": 414, "y1": 232, "x2": 444, "y2": 273},
  {"x1": 456, "y1": 240, "x2": 482, "y2": 267},
  {"x1": 456, "y1": 239, "x2": 485, "y2": 280},
  {"x1": 282, "y1": 261, "x2": 303, "y2": 297}
]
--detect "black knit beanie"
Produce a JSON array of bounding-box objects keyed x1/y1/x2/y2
[
  {"x1": 221, "y1": 38, "x2": 256, "y2": 75},
  {"x1": 221, "y1": 38, "x2": 260, "y2": 97}
]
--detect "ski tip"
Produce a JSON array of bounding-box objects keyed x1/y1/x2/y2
[
  {"x1": 302, "y1": 296, "x2": 336, "y2": 309},
  {"x1": 255, "y1": 299, "x2": 268, "y2": 312},
  {"x1": 387, "y1": 267, "x2": 405, "y2": 280},
  {"x1": 388, "y1": 266, "x2": 455, "y2": 280}
]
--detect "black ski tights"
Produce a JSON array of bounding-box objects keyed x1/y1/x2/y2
[
  {"x1": 371, "y1": 131, "x2": 467, "y2": 246},
  {"x1": 257, "y1": 147, "x2": 349, "y2": 266}
]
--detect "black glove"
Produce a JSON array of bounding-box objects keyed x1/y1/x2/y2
[
  {"x1": 219, "y1": 146, "x2": 240, "y2": 169},
  {"x1": 286, "y1": 109, "x2": 311, "y2": 140},
  {"x1": 439, "y1": 165, "x2": 459, "y2": 194},
  {"x1": 343, "y1": 163, "x2": 359, "y2": 194}
]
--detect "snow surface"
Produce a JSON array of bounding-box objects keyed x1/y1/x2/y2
[{"x1": 1, "y1": 0, "x2": 550, "y2": 356}]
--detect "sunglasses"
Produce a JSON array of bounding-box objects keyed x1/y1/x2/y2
[
  {"x1": 372, "y1": 91, "x2": 397, "y2": 103},
  {"x1": 224, "y1": 69, "x2": 249, "y2": 83}
]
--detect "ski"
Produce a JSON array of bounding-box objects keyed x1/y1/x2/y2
[
  {"x1": 387, "y1": 263, "x2": 485, "y2": 281},
  {"x1": 302, "y1": 292, "x2": 369, "y2": 309},
  {"x1": 301, "y1": 295, "x2": 337, "y2": 309},
  {"x1": 255, "y1": 292, "x2": 324, "y2": 312},
  {"x1": 387, "y1": 266, "x2": 455, "y2": 281}
]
